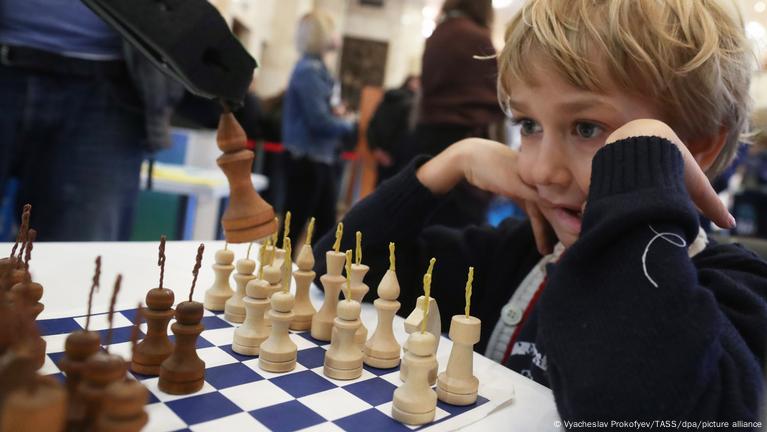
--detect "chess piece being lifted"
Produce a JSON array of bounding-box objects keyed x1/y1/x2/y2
[
  {"x1": 392, "y1": 272, "x2": 438, "y2": 426},
  {"x1": 225, "y1": 243, "x2": 257, "y2": 323},
  {"x1": 233, "y1": 244, "x2": 271, "y2": 355},
  {"x1": 290, "y1": 217, "x2": 316, "y2": 331},
  {"x1": 364, "y1": 242, "x2": 401, "y2": 369},
  {"x1": 204, "y1": 243, "x2": 235, "y2": 311},
  {"x1": 132, "y1": 236, "x2": 175, "y2": 376},
  {"x1": 259, "y1": 239, "x2": 297, "y2": 373},
  {"x1": 59, "y1": 256, "x2": 103, "y2": 429},
  {"x1": 159, "y1": 245, "x2": 207, "y2": 395},
  {"x1": 311, "y1": 223, "x2": 345, "y2": 341},
  {"x1": 324, "y1": 251, "x2": 363, "y2": 380},
  {"x1": 437, "y1": 267, "x2": 481, "y2": 406},
  {"x1": 217, "y1": 112, "x2": 277, "y2": 243},
  {"x1": 401, "y1": 259, "x2": 440, "y2": 385}
]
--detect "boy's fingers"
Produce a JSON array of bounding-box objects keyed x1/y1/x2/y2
[
  {"x1": 526, "y1": 202, "x2": 554, "y2": 255},
  {"x1": 684, "y1": 165, "x2": 735, "y2": 229}
]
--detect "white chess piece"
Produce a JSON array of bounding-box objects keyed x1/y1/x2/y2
[
  {"x1": 364, "y1": 267, "x2": 401, "y2": 369},
  {"x1": 323, "y1": 297, "x2": 363, "y2": 380},
  {"x1": 401, "y1": 296, "x2": 440, "y2": 384},
  {"x1": 311, "y1": 251, "x2": 344, "y2": 341},
  {"x1": 392, "y1": 331, "x2": 438, "y2": 425},
  {"x1": 204, "y1": 247, "x2": 234, "y2": 311},
  {"x1": 258, "y1": 291, "x2": 297, "y2": 372},
  {"x1": 436, "y1": 315, "x2": 481, "y2": 405},
  {"x1": 349, "y1": 263, "x2": 369, "y2": 346},
  {"x1": 232, "y1": 277, "x2": 271, "y2": 355},
  {"x1": 224, "y1": 255, "x2": 256, "y2": 323},
  {"x1": 291, "y1": 242, "x2": 316, "y2": 331}
]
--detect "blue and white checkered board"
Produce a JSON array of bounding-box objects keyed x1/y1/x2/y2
[{"x1": 37, "y1": 308, "x2": 490, "y2": 432}]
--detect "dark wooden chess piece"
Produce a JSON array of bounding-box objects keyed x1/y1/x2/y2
[
  {"x1": 217, "y1": 112, "x2": 277, "y2": 243},
  {"x1": 0, "y1": 205, "x2": 32, "y2": 292},
  {"x1": 132, "y1": 236, "x2": 175, "y2": 376},
  {"x1": 79, "y1": 275, "x2": 128, "y2": 429},
  {"x1": 0, "y1": 280, "x2": 67, "y2": 432},
  {"x1": 95, "y1": 305, "x2": 149, "y2": 432},
  {"x1": 10, "y1": 229, "x2": 46, "y2": 370},
  {"x1": 159, "y1": 244, "x2": 206, "y2": 395},
  {"x1": 59, "y1": 256, "x2": 103, "y2": 430}
]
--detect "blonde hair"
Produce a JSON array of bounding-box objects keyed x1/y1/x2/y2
[
  {"x1": 498, "y1": 0, "x2": 753, "y2": 178},
  {"x1": 296, "y1": 11, "x2": 335, "y2": 56}
]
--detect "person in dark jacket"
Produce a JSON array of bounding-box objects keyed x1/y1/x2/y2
[
  {"x1": 414, "y1": 0, "x2": 506, "y2": 228},
  {"x1": 367, "y1": 75, "x2": 419, "y2": 185},
  {"x1": 315, "y1": 0, "x2": 767, "y2": 424},
  {"x1": 282, "y1": 10, "x2": 355, "y2": 248}
]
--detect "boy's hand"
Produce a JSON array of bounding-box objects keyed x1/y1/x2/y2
[
  {"x1": 417, "y1": 139, "x2": 553, "y2": 252},
  {"x1": 590, "y1": 119, "x2": 735, "y2": 229}
]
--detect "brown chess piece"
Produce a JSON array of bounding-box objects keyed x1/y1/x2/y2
[
  {"x1": 95, "y1": 306, "x2": 149, "y2": 432},
  {"x1": 79, "y1": 275, "x2": 129, "y2": 430},
  {"x1": 1, "y1": 375, "x2": 68, "y2": 432},
  {"x1": 132, "y1": 236, "x2": 175, "y2": 375},
  {"x1": 217, "y1": 112, "x2": 277, "y2": 243},
  {"x1": 10, "y1": 229, "x2": 46, "y2": 370},
  {"x1": 159, "y1": 244, "x2": 206, "y2": 395},
  {"x1": 59, "y1": 256, "x2": 103, "y2": 429},
  {"x1": 0, "y1": 205, "x2": 33, "y2": 293}
]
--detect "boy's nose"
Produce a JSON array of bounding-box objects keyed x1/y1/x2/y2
[{"x1": 529, "y1": 139, "x2": 571, "y2": 187}]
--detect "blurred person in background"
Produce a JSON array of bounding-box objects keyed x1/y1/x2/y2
[
  {"x1": 367, "y1": 75, "x2": 420, "y2": 185},
  {"x1": 414, "y1": 0, "x2": 505, "y2": 228},
  {"x1": 281, "y1": 10, "x2": 356, "y2": 246},
  {"x1": 0, "y1": 0, "x2": 182, "y2": 241}
]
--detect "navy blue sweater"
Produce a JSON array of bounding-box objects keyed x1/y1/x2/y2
[{"x1": 314, "y1": 137, "x2": 767, "y2": 422}]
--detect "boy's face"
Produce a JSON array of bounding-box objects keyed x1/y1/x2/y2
[{"x1": 510, "y1": 59, "x2": 662, "y2": 248}]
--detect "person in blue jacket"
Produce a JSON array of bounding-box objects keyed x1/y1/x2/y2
[{"x1": 281, "y1": 10, "x2": 355, "y2": 247}]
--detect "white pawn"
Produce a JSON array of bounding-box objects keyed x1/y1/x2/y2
[
  {"x1": 324, "y1": 251, "x2": 363, "y2": 380},
  {"x1": 224, "y1": 245, "x2": 257, "y2": 323},
  {"x1": 392, "y1": 331, "x2": 438, "y2": 425},
  {"x1": 364, "y1": 242, "x2": 401, "y2": 369},
  {"x1": 311, "y1": 223, "x2": 345, "y2": 342},
  {"x1": 204, "y1": 245, "x2": 234, "y2": 311},
  {"x1": 259, "y1": 240, "x2": 297, "y2": 373},
  {"x1": 232, "y1": 246, "x2": 271, "y2": 355},
  {"x1": 291, "y1": 218, "x2": 317, "y2": 331}
]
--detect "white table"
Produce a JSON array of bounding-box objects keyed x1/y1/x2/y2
[
  {"x1": 18, "y1": 241, "x2": 558, "y2": 431},
  {"x1": 139, "y1": 163, "x2": 269, "y2": 241}
]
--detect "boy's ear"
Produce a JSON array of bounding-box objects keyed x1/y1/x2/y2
[{"x1": 688, "y1": 127, "x2": 728, "y2": 171}]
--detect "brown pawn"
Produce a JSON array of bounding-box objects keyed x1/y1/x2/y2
[
  {"x1": 159, "y1": 244, "x2": 206, "y2": 395},
  {"x1": 94, "y1": 379, "x2": 149, "y2": 432},
  {"x1": 131, "y1": 288, "x2": 174, "y2": 375},
  {"x1": 79, "y1": 352, "x2": 128, "y2": 429},
  {"x1": 132, "y1": 237, "x2": 175, "y2": 375},
  {"x1": 216, "y1": 113, "x2": 277, "y2": 243},
  {"x1": 158, "y1": 301, "x2": 205, "y2": 394},
  {"x1": 1, "y1": 375, "x2": 68, "y2": 432}
]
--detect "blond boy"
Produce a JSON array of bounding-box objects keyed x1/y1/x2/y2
[{"x1": 316, "y1": 0, "x2": 767, "y2": 421}]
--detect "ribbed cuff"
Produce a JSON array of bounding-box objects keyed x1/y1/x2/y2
[{"x1": 589, "y1": 136, "x2": 686, "y2": 203}]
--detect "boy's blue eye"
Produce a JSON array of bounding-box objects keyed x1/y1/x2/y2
[
  {"x1": 575, "y1": 122, "x2": 602, "y2": 139},
  {"x1": 512, "y1": 118, "x2": 542, "y2": 136}
]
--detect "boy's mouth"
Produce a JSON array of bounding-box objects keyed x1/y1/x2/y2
[{"x1": 551, "y1": 205, "x2": 583, "y2": 233}]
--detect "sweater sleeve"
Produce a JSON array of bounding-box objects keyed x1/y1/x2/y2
[
  {"x1": 313, "y1": 157, "x2": 538, "y2": 348},
  {"x1": 539, "y1": 136, "x2": 767, "y2": 421}
]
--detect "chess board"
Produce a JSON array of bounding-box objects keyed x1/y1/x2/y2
[{"x1": 37, "y1": 308, "x2": 510, "y2": 432}]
